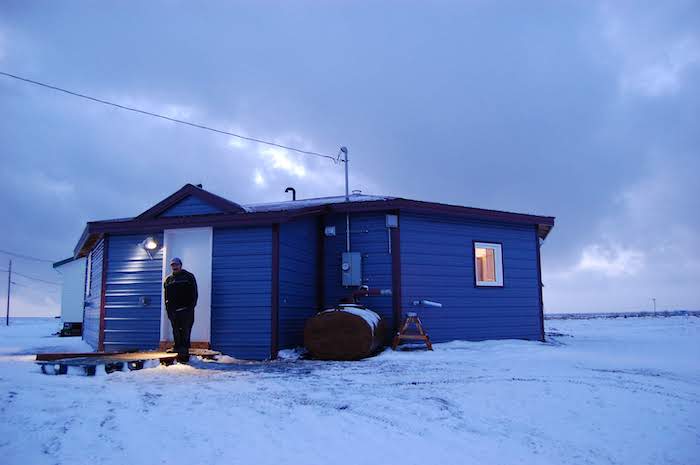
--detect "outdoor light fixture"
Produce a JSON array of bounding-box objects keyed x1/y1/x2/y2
[
  {"x1": 143, "y1": 236, "x2": 158, "y2": 250},
  {"x1": 324, "y1": 226, "x2": 336, "y2": 237},
  {"x1": 139, "y1": 236, "x2": 159, "y2": 259}
]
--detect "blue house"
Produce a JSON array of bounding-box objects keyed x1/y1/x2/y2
[{"x1": 74, "y1": 184, "x2": 554, "y2": 359}]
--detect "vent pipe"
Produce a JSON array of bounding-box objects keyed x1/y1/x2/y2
[{"x1": 285, "y1": 187, "x2": 296, "y2": 201}]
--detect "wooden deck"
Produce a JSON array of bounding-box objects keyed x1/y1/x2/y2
[{"x1": 36, "y1": 349, "x2": 221, "y2": 376}]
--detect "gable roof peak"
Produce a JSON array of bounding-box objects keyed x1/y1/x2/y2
[{"x1": 135, "y1": 183, "x2": 245, "y2": 220}]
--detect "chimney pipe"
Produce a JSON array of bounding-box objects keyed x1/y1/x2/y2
[{"x1": 285, "y1": 187, "x2": 296, "y2": 201}]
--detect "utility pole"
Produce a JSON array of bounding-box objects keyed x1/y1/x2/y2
[
  {"x1": 342, "y1": 146, "x2": 349, "y2": 201},
  {"x1": 652, "y1": 297, "x2": 657, "y2": 313},
  {"x1": 5, "y1": 259, "x2": 11, "y2": 326}
]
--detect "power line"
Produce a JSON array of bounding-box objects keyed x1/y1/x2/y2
[
  {"x1": 0, "y1": 269, "x2": 60, "y2": 286},
  {"x1": 12, "y1": 272, "x2": 61, "y2": 286},
  {"x1": 0, "y1": 248, "x2": 54, "y2": 263},
  {"x1": 0, "y1": 71, "x2": 343, "y2": 162}
]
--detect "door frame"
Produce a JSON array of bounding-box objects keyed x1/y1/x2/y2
[{"x1": 160, "y1": 227, "x2": 213, "y2": 346}]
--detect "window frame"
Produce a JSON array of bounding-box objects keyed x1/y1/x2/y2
[{"x1": 472, "y1": 241, "x2": 504, "y2": 288}]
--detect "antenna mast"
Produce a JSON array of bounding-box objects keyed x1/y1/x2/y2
[{"x1": 340, "y1": 147, "x2": 350, "y2": 252}]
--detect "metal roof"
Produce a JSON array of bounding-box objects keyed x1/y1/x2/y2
[{"x1": 243, "y1": 194, "x2": 395, "y2": 212}]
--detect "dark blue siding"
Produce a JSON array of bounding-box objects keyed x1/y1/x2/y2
[
  {"x1": 82, "y1": 239, "x2": 104, "y2": 350},
  {"x1": 102, "y1": 234, "x2": 163, "y2": 351},
  {"x1": 323, "y1": 212, "x2": 393, "y2": 332},
  {"x1": 278, "y1": 218, "x2": 318, "y2": 350},
  {"x1": 211, "y1": 227, "x2": 272, "y2": 359},
  {"x1": 400, "y1": 213, "x2": 541, "y2": 342},
  {"x1": 159, "y1": 195, "x2": 222, "y2": 217}
]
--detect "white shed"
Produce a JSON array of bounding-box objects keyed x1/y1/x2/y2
[{"x1": 53, "y1": 257, "x2": 86, "y2": 336}]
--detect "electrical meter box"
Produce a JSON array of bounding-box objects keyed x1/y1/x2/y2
[{"x1": 341, "y1": 252, "x2": 362, "y2": 286}]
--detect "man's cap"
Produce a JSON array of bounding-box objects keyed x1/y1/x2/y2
[{"x1": 170, "y1": 257, "x2": 182, "y2": 265}]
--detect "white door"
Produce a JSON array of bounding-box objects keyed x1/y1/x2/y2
[{"x1": 161, "y1": 227, "x2": 213, "y2": 344}]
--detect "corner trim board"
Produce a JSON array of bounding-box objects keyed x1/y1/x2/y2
[
  {"x1": 390, "y1": 213, "x2": 402, "y2": 333},
  {"x1": 316, "y1": 215, "x2": 325, "y2": 311},
  {"x1": 97, "y1": 235, "x2": 109, "y2": 351},
  {"x1": 270, "y1": 223, "x2": 280, "y2": 359},
  {"x1": 535, "y1": 227, "x2": 545, "y2": 342}
]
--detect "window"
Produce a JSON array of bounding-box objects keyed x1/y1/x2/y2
[{"x1": 474, "y1": 242, "x2": 503, "y2": 287}]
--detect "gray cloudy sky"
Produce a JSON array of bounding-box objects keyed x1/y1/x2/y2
[{"x1": 1, "y1": 1, "x2": 699, "y2": 316}]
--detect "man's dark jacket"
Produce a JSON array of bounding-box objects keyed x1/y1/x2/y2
[{"x1": 163, "y1": 270, "x2": 198, "y2": 313}]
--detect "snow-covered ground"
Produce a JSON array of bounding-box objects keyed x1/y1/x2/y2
[{"x1": 1, "y1": 317, "x2": 698, "y2": 465}]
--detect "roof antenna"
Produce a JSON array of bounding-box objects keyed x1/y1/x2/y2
[{"x1": 285, "y1": 187, "x2": 296, "y2": 201}]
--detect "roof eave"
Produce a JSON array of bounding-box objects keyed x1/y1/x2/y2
[
  {"x1": 53, "y1": 257, "x2": 76, "y2": 268},
  {"x1": 74, "y1": 206, "x2": 327, "y2": 256},
  {"x1": 74, "y1": 197, "x2": 555, "y2": 255},
  {"x1": 328, "y1": 198, "x2": 554, "y2": 232}
]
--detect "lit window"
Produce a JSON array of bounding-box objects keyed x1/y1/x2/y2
[{"x1": 474, "y1": 242, "x2": 503, "y2": 287}]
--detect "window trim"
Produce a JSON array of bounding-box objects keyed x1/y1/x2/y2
[{"x1": 472, "y1": 240, "x2": 504, "y2": 288}]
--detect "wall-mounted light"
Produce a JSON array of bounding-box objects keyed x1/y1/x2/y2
[
  {"x1": 143, "y1": 237, "x2": 158, "y2": 250},
  {"x1": 139, "y1": 236, "x2": 159, "y2": 259},
  {"x1": 324, "y1": 226, "x2": 336, "y2": 237}
]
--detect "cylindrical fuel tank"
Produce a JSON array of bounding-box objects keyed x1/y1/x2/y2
[{"x1": 304, "y1": 304, "x2": 386, "y2": 360}]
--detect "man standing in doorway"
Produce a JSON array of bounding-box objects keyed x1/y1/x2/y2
[{"x1": 163, "y1": 257, "x2": 198, "y2": 363}]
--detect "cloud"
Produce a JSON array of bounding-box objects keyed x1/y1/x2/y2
[
  {"x1": 600, "y1": 2, "x2": 700, "y2": 97},
  {"x1": 3, "y1": 283, "x2": 61, "y2": 318},
  {"x1": 620, "y1": 37, "x2": 700, "y2": 97},
  {"x1": 258, "y1": 146, "x2": 307, "y2": 178},
  {"x1": 0, "y1": 29, "x2": 5, "y2": 62},
  {"x1": 544, "y1": 152, "x2": 700, "y2": 312},
  {"x1": 4, "y1": 171, "x2": 75, "y2": 199},
  {"x1": 1, "y1": 1, "x2": 698, "y2": 316},
  {"x1": 107, "y1": 94, "x2": 197, "y2": 121},
  {"x1": 576, "y1": 244, "x2": 645, "y2": 277},
  {"x1": 228, "y1": 136, "x2": 248, "y2": 150},
  {"x1": 253, "y1": 169, "x2": 266, "y2": 187}
]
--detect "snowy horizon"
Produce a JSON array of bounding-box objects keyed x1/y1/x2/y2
[
  {"x1": 1, "y1": 1, "x2": 699, "y2": 316},
  {"x1": 1, "y1": 315, "x2": 698, "y2": 464}
]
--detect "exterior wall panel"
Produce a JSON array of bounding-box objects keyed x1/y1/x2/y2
[
  {"x1": 103, "y1": 234, "x2": 163, "y2": 351},
  {"x1": 159, "y1": 195, "x2": 222, "y2": 217},
  {"x1": 55, "y1": 257, "x2": 87, "y2": 324},
  {"x1": 82, "y1": 210, "x2": 544, "y2": 353},
  {"x1": 211, "y1": 227, "x2": 272, "y2": 359},
  {"x1": 400, "y1": 213, "x2": 541, "y2": 342},
  {"x1": 82, "y1": 239, "x2": 104, "y2": 349},
  {"x1": 323, "y1": 212, "x2": 394, "y2": 334},
  {"x1": 278, "y1": 218, "x2": 317, "y2": 350}
]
